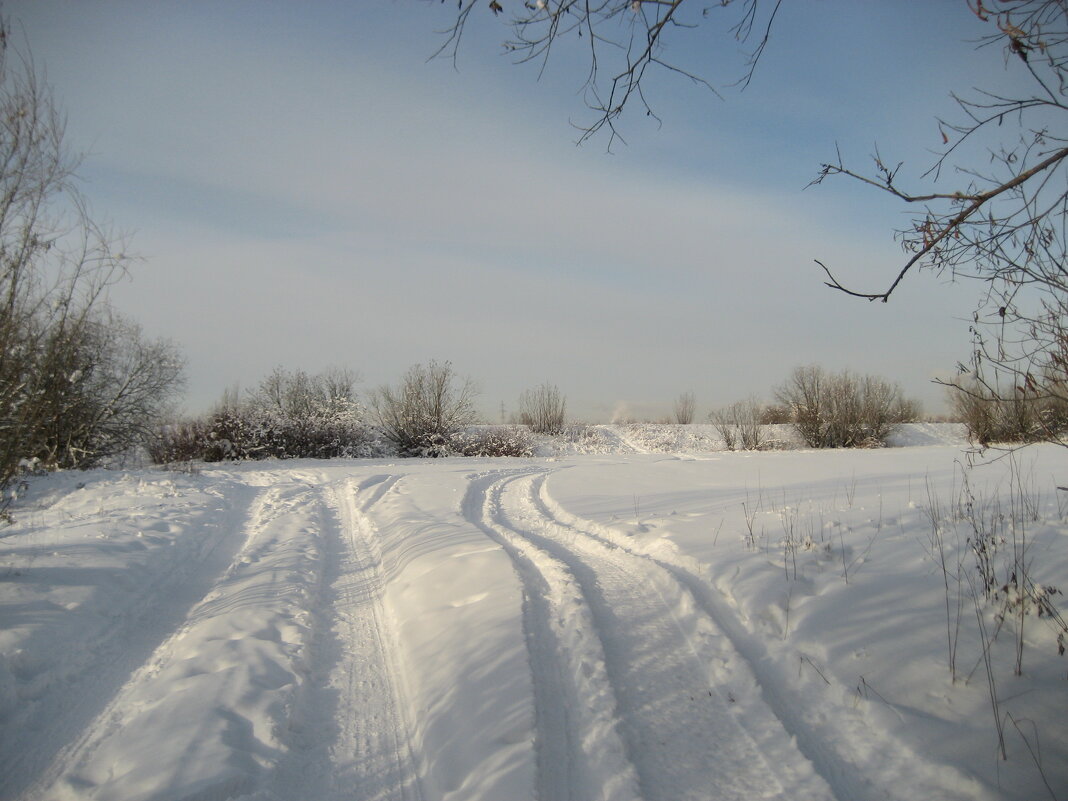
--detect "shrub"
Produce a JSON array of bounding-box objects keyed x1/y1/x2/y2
[
  {"x1": 710, "y1": 397, "x2": 765, "y2": 450},
  {"x1": 760, "y1": 404, "x2": 793, "y2": 425},
  {"x1": 673, "y1": 391, "x2": 696, "y2": 425},
  {"x1": 150, "y1": 368, "x2": 381, "y2": 463},
  {"x1": 948, "y1": 378, "x2": 1068, "y2": 445},
  {"x1": 453, "y1": 426, "x2": 535, "y2": 457},
  {"x1": 519, "y1": 382, "x2": 567, "y2": 434},
  {"x1": 775, "y1": 366, "x2": 917, "y2": 448},
  {"x1": 370, "y1": 361, "x2": 478, "y2": 456},
  {"x1": 146, "y1": 420, "x2": 210, "y2": 465}
]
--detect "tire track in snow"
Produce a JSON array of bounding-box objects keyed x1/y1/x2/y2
[
  {"x1": 4, "y1": 477, "x2": 262, "y2": 801},
  {"x1": 356, "y1": 473, "x2": 403, "y2": 514},
  {"x1": 534, "y1": 476, "x2": 990, "y2": 801},
  {"x1": 267, "y1": 473, "x2": 423, "y2": 801},
  {"x1": 461, "y1": 469, "x2": 642, "y2": 801},
  {"x1": 496, "y1": 473, "x2": 831, "y2": 801}
]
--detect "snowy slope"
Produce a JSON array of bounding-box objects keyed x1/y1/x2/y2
[{"x1": 1, "y1": 437, "x2": 1065, "y2": 801}]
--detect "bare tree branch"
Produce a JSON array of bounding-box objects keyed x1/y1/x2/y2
[
  {"x1": 428, "y1": 0, "x2": 770, "y2": 147},
  {"x1": 815, "y1": 145, "x2": 1068, "y2": 302}
]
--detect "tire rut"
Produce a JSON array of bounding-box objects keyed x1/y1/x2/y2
[
  {"x1": 461, "y1": 469, "x2": 642, "y2": 801},
  {"x1": 267, "y1": 474, "x2": 423, "y2": 801},
  {"x1": 497, "y1": 473, "x2": 829, "y2": 801}
]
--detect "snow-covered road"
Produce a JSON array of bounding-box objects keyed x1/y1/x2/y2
[{"x1": 3, "y1": 445, "x2": 1066, "y2": 800}]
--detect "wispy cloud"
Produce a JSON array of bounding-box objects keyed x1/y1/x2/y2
[{"x1": 14, "y1": 1, "x2": 986, "y2": 417}]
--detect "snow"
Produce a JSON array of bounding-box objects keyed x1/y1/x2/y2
[{"x1": 1, "y1": 426, "x2": 1066, "y2": 801}]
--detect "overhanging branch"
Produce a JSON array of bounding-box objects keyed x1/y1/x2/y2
[{"x1": 818, "y1": 145, "x2": 1068, "y2": 302}]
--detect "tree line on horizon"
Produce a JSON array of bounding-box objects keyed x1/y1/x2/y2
[{"x1": 145, "y1": 360, "x2": 986, "y2": 464}]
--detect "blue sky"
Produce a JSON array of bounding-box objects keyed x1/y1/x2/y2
[{"x1": 6, "y1": 1, "x2": 1022, "y2": 420}]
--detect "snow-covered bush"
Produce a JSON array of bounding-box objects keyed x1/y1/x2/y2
[
  {"x1": 7, "y1": 309, "x2": 183, "y2": 473},
  {"x1": 775, "y1": 366, "x2": 918, "y2": 448},
  {"x1": 453, "y1": 426, "x2": 535, "y2": 457},
  {"x1": 370, "y1": 361, "x2": 478, "y2": 457},
  {"x1": 150, "y1": 369, "x2": 385, "y2": 463},
  {"x1": 147, "y1": 420, "x2": 208, "y2": 465}
]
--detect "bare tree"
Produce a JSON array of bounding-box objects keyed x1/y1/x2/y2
[
  {"x1": 519, "y1": 381, "x2": 567, "y2": 434},
  {"x1": 673, "y1": 391, "x2": 695, "y2": 425},
  {"x1": 0, "y1": 18, "x2": 162, "y2": 493},
  {"x1": 433, "y1": 1, "x2": 1068, "y2": 445},
  {"x1": 371, "y1": 360, "x2": 478, "y2": 456}
]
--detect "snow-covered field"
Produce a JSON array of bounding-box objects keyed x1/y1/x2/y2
[{"x1": 2, "y1": 426, "x2": 1066, "y2": 801}]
